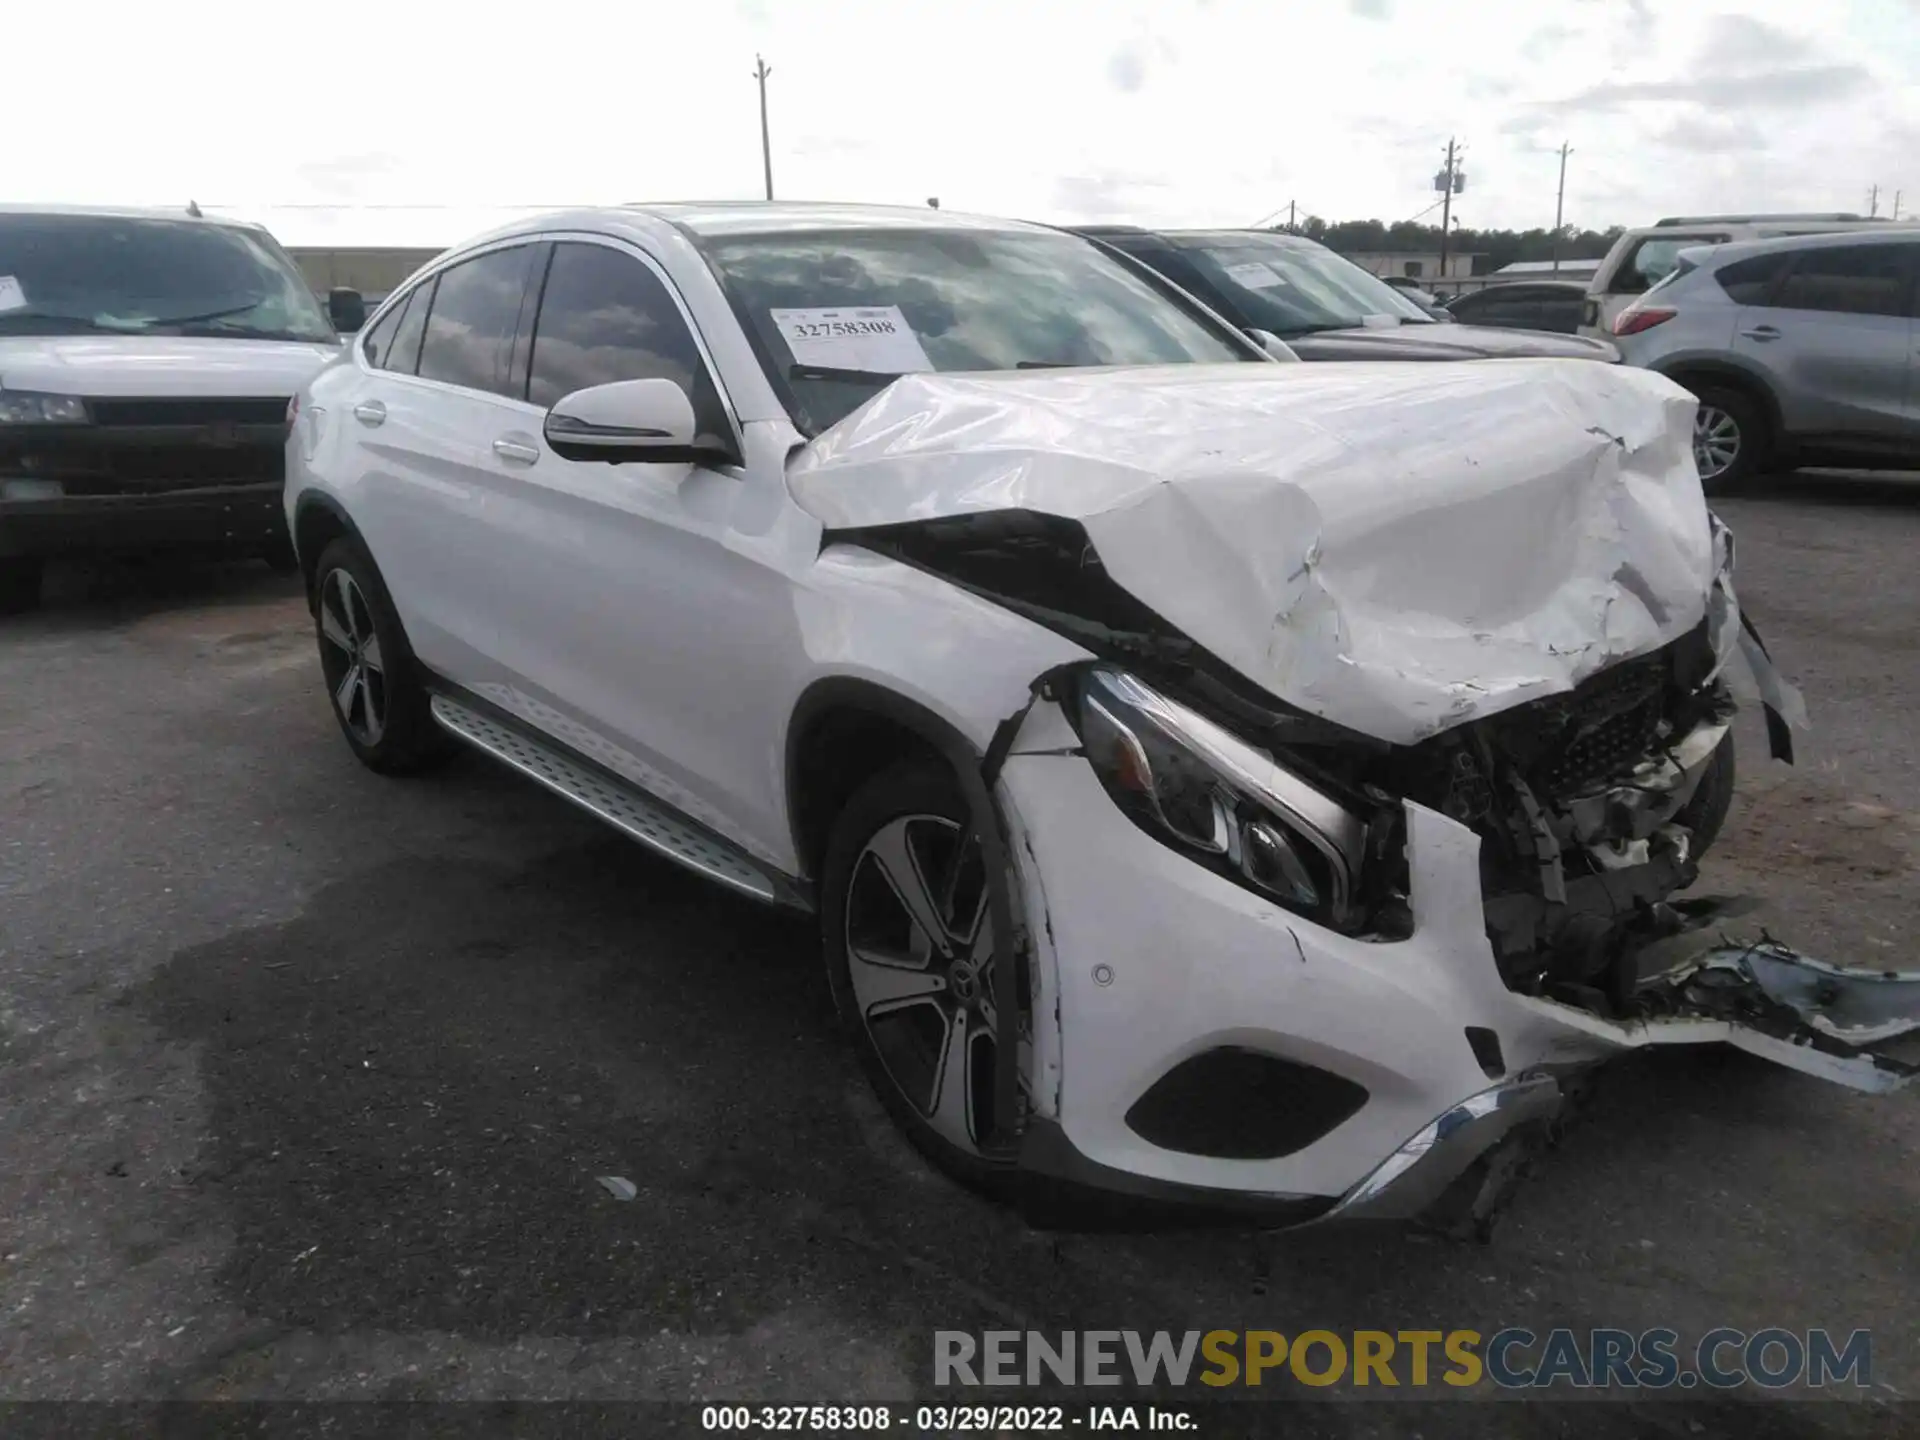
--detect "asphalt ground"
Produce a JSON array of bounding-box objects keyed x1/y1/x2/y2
[{"x1": 2, "y1": 469, "x2": 1916, "y2": 1438}]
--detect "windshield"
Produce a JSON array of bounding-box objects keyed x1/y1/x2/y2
[
  {"x1": 0, "y1": 213, "x2": 333, "y2": 342},
  {"x1": 699, "y1": 227, "x2": 1256, "y2": 434},
  {"x1": 1172, "y1": 234, "x2": 1434, "y2": 336}
]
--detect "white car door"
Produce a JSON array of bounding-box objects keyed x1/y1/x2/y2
[
  {"x1": 462, "y1": 236, "x2": 811, "y2": 865},
  {"x1": 342, "y1": 241, "x2": 546, "y2": 685}
]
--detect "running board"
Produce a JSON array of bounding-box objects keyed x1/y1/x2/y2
[{"x1": 429, "y1": 695, "x2": 780, "y2": 904}]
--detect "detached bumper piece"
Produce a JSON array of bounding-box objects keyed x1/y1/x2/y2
[{"x1": 1647, "y1": 940, "x2": 1920, "y2": 1094}]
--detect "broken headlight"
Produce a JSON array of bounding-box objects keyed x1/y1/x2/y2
[{"x1": 1065, "y1": 668, "x2": 1368, "y2": 928}]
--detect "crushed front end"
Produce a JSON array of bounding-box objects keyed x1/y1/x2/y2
[
  {"x1": 798, "y1": 362, "x2": 1920, "y2": 1231},
  {"x1": 893, "y1": 514, "x2": 1919, "y2": 1234}
]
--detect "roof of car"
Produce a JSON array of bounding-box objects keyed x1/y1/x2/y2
[
  {"x1": 1682, "y1": 225, "x2": 1920, "y2": 263},
  {"x1": 1074, "y1": 225, "x2": 1324, "y2": 249},
  {"x1": 628, "y1": 201, "x2": 1058, "y2": 238},
  {"x1": 1455, "y1": 280, "x2": 1587, "y2": 297},
  {"x1": 0, "y1": 203, "x2": 265, "y2": 231}
]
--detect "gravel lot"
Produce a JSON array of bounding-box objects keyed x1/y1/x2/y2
[{"x1": 2, "y1": 470, "x2": 1915, "y2": 1436}]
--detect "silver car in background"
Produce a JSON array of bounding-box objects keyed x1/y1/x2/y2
[{"x1": 1610, "y1": 228, "x2": 1920, "y2": 491}]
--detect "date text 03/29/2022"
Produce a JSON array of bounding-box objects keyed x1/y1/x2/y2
[{"x1": 701, "y1": 1405, "x2": 1191, "y2": 1432}]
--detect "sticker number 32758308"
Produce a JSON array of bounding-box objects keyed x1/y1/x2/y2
[
  {"x1": 0, "y1": 276, "x2": 27, "y2": 313},
  {"x1": 771, "y1": 305, "x2": 933, "y2": 374}
]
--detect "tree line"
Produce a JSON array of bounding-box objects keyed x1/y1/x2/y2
[{"x1": 1278, "y1": 217, "x2": 1625, "y2": 272}]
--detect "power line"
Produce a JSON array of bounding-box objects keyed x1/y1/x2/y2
[{"x1": 1250, "y1": 200, "x2": 1301, "y2": 229}]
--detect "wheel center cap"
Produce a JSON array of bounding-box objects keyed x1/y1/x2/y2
[{"x1": 949, "y1": 957, "x2": 979, "y2": 1001}]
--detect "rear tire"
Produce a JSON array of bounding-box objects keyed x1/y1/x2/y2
[
  {"x1": 0, "y1": 557, "x2": 43, "y2": 615},
  {"x1": 312, "y1": 536, "x2": 453, "y2": 775},
  {"x1": 1687, "y1": 385, "x2": 1767, "y2": 496},
  {"x1": 821, "y1": 760, "x2": 1023, "y2": 1200}
]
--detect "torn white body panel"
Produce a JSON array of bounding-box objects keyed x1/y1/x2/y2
[{"x1": 789, "y1": 360, "x2": 1715, "y2": 745}]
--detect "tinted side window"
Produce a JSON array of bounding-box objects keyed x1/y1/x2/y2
[
  {"x1": 417, "y1": 247, "x2": 534, "y2": 394},
  {"x1": 526, "y1": 243, "x2": 719, "y2": 424},
  {"x1": 1714, "y1": 253, "x2": 1789, "y2": 306},
  {"x1": 360, "y1": 290, "x2": 409, "y2": 368},
  {"x1": 386, "y1": 277, "x2": 434, "y2": 375},
  {"x1": 1772, "y1": 244, "x2": 1910, "y2": 318}
]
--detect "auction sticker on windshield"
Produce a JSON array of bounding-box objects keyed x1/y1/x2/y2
[
  {"x1": 772, "y1": 305, "x2": 933, "y2": 373},
  {"x1": 0, "y1": 276, "x2": 26, "y2": 313},
  {"x1": 1223, "y1": 260, "x2": 1286, "y2": 290}
]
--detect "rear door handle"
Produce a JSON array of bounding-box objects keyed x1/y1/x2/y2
[
  {"x1": 1741, "y1": 325, "x2": 1782, "y2": 342},
  {"x1": 492, "y1": 437, "x2": 541, "y2": 466},
  {"x1": 353, "y1": 400, "x2": 387, "y2": 426}
]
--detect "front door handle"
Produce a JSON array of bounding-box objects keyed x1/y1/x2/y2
[
  {"x1": 353, "y1": 400, "x2": 387, "y2": 426},
  {"x1": 492, "y1": 437, "x2": 540, "y2": 466},
  {"x1": 1741, "y1": 325, "x2": 1782, "y2": 342}
]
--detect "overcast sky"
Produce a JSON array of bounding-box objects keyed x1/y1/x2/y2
[{"x1": 15, "y1": 0, "x2": 1920, "y2": 247}]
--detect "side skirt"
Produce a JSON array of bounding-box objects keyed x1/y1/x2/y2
[{"x1": 427, "y1": 690, "x2": 810, "y2": 911}]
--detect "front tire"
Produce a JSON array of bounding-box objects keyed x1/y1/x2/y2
[
  {"x1": 312, "y1": 537, "x2": 452, "y2": 774},
  {"x1": 1680, "y1": 732, "x2": 1736, "y2": 858},
  {"x1": 821, "y1": 760, "x2": 1024, "y2": 1199},
  {"x1": 1688, "y1": 385, "x2": 1767, "y2": 496}
]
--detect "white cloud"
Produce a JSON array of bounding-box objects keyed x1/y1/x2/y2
[{"x1": 12, "y1": 0, "x2": 1920, "y2": 246}]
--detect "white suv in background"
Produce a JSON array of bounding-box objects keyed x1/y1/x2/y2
[
  {"x1": 0, "y1": 205, "x2": 352, "y2": 611},
  {"x1": 1580, "y1": 213, "x2": 1898, "y2": 341},
  {"x1": 285, "y1": 202, "x2": 1916, "y2": 1234}
]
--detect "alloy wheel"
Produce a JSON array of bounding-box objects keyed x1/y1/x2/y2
[
  {"x1": 842, "y1": 813, "x2": 1020, "y2": 1156},
  {"x1": 1693, "y1": 404, "x2": 1741, "y2": 482},
  {"x1": 317, "y1": 568, "x2": 387, "y2": 745}
]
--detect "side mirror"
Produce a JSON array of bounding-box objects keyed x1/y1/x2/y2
[
  {"x1": 544, "y1": 378, "x2": 727, "y2": 465},
  {"x1": 1247, "y1": 328, "x2": 1300, "y2": 363},
  {"x1": 327, "y1": 287, "x2": 366, "y2": 334}
]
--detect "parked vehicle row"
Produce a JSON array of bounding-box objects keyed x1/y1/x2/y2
[
  {"x1": 284, "y1": 200, "x2": 1917, "y2": 1233},
  {"x1": 1076, "y1": 226, "x2": 1617, "y2": 362},
  {"x1": 1579, "y1": 211, "x2": 1899, "y2": 339}
]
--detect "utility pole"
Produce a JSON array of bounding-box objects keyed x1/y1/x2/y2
[
  {"x1": 753, "y1": 55, "x2": 774, "y2": 201},
  {"x1": 1551, "y1": 142, "x2": 1571, "y2": 273},
  {"x1": 1895, "y1": 191, "x2": 1904, "y2": 221},
  {"x1": 1287, "y1": 199, "x2": 1296, "y2": 232},
  {"x1": 1868, "y1": 184, "x2": 1879, "y2": 217},
  {"x1": 1435, "y1": 138, "x2": 1464, "y2": 278}
]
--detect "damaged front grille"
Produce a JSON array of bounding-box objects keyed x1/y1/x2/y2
[{"x1": 1497, "y1": 653, "x2": 1671, "y2": 799}]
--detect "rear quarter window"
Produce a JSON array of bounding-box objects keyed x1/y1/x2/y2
[{"x1": 1713, "y1": 253, "x2": 1790, "y2": 306}]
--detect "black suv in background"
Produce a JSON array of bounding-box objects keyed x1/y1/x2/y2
[{"x1": 1074, "y1": 226, "x2": 1618, "y2": 363}]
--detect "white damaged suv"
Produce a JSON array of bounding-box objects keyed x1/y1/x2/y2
[{"x1": 286, "y1": 203, "x2": 1919, "y2": 1233}]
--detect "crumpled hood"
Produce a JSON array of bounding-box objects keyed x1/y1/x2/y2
[
  {"x1": 0, "y1": 334, "x2": 340, "y2": 397},
  {"x1": 787, "y1": 360, "x2": 1712, "y2": 746}
]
